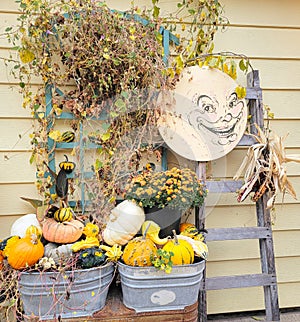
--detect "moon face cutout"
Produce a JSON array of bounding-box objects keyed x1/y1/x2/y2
[{"x1": 158, "y1": 67, "x2": 247, "y2": 161}]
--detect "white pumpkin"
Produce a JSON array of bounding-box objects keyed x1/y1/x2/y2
[
  {"x1": 103, "y1": 200, "x2": 145, "y2": 246},
  {"x1": 10, "y1": 213, "x2": 42, "y2": 238}
]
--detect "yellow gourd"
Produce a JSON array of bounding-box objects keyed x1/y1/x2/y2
[
  {"x1": 54, "y1": 207, "x2": 73, "y2": 222},
  {"x1": 141, "y1": 220, "x2": 169, "y2": 245},
  {"x1": 162, "y1": 230, "x2": 194, "y2": 265}
]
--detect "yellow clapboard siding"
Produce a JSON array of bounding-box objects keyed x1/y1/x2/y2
[
  {"x1": 278, "y1": 282, "x2": 300, "y2": 308},
  {"x1": 214, "y1": 27, "x2": 300, "y2": 59},
  {"x1": 207, "y1": 282, "x2": 300, "y2": 314},
  {"x1": 220, "y1": 0, "x2": 300, "y2": 28},
  {"x1": 106, "y1": 0, "x2": 152, "y2": 11},
  {"x1": 207, "y1": 286, "x2": 264, "y2": 314},
  {"x1": 0, "y1": 118, "x2": 34, "y2": 150},
  {"x1": 0, "y1": 183, "x2": 39, "y2": 215},
  {"x1": 268, "y1": 119, "x2": 300, "y2": 147},
  {"x1": 0, "y1": 1, "x2": 19, "y2": 12},
  {"x1": 0, "y1": 151, "x2": 36, "y2": 183},
  {"x1": 0, "y1": 85, "x2": 29, "y2": 117},
  {"x1": 205, "y1": 203, "x2": 300, "y2": 232},
  {"x1": 245, "y1": 59, "x2": 300, "y2": 89},
  {"x1": 207, "y1": 257, "x2": 300, "y2": 284},
  {"x1": 263, "y1": 90, "x2": 300, "y2": 118},
  {"x1": 207, "y1": 230, "x2": 300, "y2": 262},
  {"x1": 0, "y1": 13, "x2": 18, "y2": 48}
]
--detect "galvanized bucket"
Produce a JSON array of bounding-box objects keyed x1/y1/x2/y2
[
  {"x1": 118, "y1": 260, "x2": 205, "y2": 313},
  {"x1": 18, "y1": 262, "x2": 114, "y2": 320}
]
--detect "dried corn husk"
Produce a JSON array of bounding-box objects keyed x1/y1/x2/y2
[{"x1": 234, "y1": 124, "x2": 300, "y2": 207}]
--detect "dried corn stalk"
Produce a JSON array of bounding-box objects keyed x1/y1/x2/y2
[{"x1": 234, "y1": 124, "x2": 300, "y2": 208}]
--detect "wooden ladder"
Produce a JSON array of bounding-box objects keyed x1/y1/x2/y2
[{"x1": 197, "y1": 70, "x2": 280, "y2": 322}]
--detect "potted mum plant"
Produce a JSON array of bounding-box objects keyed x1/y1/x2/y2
[{"x1": 124, "y1": 166, "x2": 207, "y2": 236}]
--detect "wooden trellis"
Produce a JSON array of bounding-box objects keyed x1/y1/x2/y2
[{"x1": 197, "y1": 70, "x2": 280, "y2": 322}]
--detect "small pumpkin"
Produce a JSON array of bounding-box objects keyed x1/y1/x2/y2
[
  {"x1": 60, "y1": 131, "x2": 75, "y2": 143},
  {"x1": 2, "y1": 236, "x2": 20, "y2": 257},
  {"x1": 76, "y1": 247, "x2": 107, "y2": 269},
  {"x1": 179, "y1": 223, "x2": 199, "y2": 235},
  {"x1": 103, "y1": 200, "x2": 145, "y2": 246},
  {"x1": 7, "y1": 234, "x2": 44, "y2": 270},
  {"x1": 54, "y1": 207, "x2": 73, "y2": 222},
  {"x1": 42, "y1": 217, "x2": 84, "y2": 244},
  {"x1": 44, "y1": 242, "x2": 73, "y2": 263},
  {"x1": 83, "y1": 222, "x2": 99, "y2": 238},
  {"x1": 10, "y1": 213, "x2": 41, "y2": 238},
  {"x1": 122, "y1": 225, "x2": 157, "y2": 267},
  {"x1": 163, "y1": 230, "x2": 194, "y2": 265},
  {"x1": 59, "y1": 154, "x2": 76, "y2": 174},
  {"x1": 25, "y1": 225, "x2": 42, "y2": 239}
]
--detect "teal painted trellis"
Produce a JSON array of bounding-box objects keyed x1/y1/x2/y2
[{"x1": 43, "y1": 10, "x2": 179, "y2": 212}]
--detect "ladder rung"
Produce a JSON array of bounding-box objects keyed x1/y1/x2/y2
[
  {"x1": 206, "y1": 227, "x2": 272, "y2": 241},
  {"x1": 206, "y1": 180, "x2": 243, "y2": 193},
  {"x1": 203, "y1": 273, "x2": 277, "y2": 290}
]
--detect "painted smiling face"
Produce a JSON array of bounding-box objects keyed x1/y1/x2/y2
[
  {"x1": 190, "y1": 90, "x2": 245, "y2": 146},
  {"x1": 158, "y1": 67, "x2": 247, "y2": 161}
]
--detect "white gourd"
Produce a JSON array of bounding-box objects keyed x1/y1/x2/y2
[
  {"x1": 10, "y1": 214, "x2": 42, "y2": 238},
  {"x1": 103, "y1": 200, "x2": 145, "y2": 246},
  {"x1": 44, "y1": 243, "x2": 74, "y2": 263}
]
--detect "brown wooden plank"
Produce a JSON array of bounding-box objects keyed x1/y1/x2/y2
[
  {"x1": 206, "y1": 227, "x2": 272, "y2": 241},
  {"x1": 204, "y1": 273, "x2": 277, "y2": 291}
]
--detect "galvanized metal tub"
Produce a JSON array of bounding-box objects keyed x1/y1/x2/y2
[
  {"x1": 118, "y1": 260, "x2": 205, "y2": 313},
  {"x1": 18, "y1": 262, "x2": 114, "y2": 320}
]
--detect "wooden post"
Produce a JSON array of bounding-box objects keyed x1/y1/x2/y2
[{"x1": 196, "y1": 162, "x2": 207, "y2": 322}]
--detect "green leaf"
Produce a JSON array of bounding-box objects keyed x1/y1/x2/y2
[
  {"x1": 114, "y1": 98, "x2": 126, "y2": 109},
  {"x1": 29, "y1": 152, "x2": 36, "y2": 164},
  {"x1": 101, "y1": 131, "x2": 111, "y2": 142},
  {"x1": 94, "y1": 159, "x2": 103, "y2": 171},
  {"x1": 153, "y1": 5, "x2": 160, "y2": 19},
  {"x1": 239, "y1": 59, "x2": 247, "y2": 72},
  {"x1": 188, "y1": 9, "x2": 196, "y2": 15}
]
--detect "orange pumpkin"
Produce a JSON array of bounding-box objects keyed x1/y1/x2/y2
[
  {"x1": 7, "y1": 234, "x2": 44, "y2": 270},
  {"x1": 42, "y1": 218, "x2": 84, "y2": 244},
  {"x1": 179, "y1": 222, "x2": 198, "y2": 233}
]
